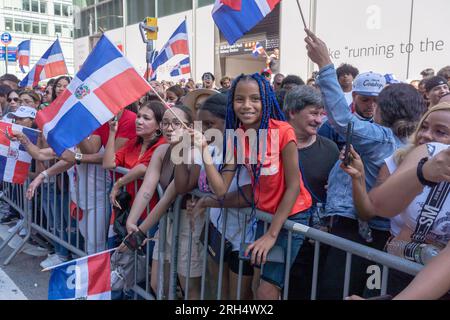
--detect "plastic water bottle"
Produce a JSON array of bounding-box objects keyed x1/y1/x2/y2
[
  {"x1": 386, "y1": 239, "x2": 440, "y2": 265},
  {"x1": 358, "y1": 219, "x2": 373, "y2": 243},
  {"x1": 308, "y1": 203, "x2": 326, "y2": 244},
  {"x1": 312, "y1": 203, "x2": 324, "y2": 229}
]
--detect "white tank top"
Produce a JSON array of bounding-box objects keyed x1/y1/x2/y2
[{"x1": 390, "y1": 142, "x2": 450, "y2": 246}]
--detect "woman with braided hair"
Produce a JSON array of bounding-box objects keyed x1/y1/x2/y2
[{"x1": 193, "y1": 73, "x2": 312, "y2": 299}]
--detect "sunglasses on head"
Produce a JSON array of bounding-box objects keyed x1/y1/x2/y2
[{"x1": 7, "y1": 97, "x2": 19, "y2": 103}]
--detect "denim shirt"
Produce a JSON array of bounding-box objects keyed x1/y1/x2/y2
[{"x1": 317, "y1": 64, "x2": 405, "y2": 231}]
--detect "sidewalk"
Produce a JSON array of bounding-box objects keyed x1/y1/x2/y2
[{"x1": 0, "y1": 222, "x2": 50, "y2": 300}]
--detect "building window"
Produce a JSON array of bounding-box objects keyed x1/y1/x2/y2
[
  {"x1": 54, "y1": 2, "x2": 61, "y2": 15},
  {"x1": 55, "y1": 24, "x2": 62, "y2": 34},
  {"x1": 157, "y1": 0, "x2": 191, "y2": 17},
  {"x1": 97, "y1": 0, "x2": 123, "y2": 31},
  {"x1": 5, "y1": 18, "x2": 13, "y2": 31},
  {"x1": 127, "y1": 0, "x2": 155, "y2": 26},
  {"x1": 22, "y1": 0, "x2": 30, "y2": 11},
  {"x1": 23, "y1": 21, "x2": 31, "y2": 33},
  {"x1": 199, "y1": 0, "x2": 214, "y2": 7},
  {"x1": 40, "y1": 1, "x2": 47, "y2": 13},
  {"x1": 31, "y1": 0, "x2": 39, "y2": 12},
  {"x1": 41, "y1": 22, "x2": 48, "y2": 35},
  {"x1": 15, "y1": 20, "x2": 23, "y2": 32},
  {"x1": 62, "y1": 4, "x2": 71, "y2": 16},
  {"x1": 32, "y1": 21, "x2": 40, "y2": 34}
]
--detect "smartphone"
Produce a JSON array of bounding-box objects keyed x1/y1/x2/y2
[
  {"x1": 366, "y1": 294, "x2": 393, "y2": 300},
  {"x1": 239, "y1": 243, "x2": 285, "y2": 264},
  {"x1": 123, "y1": 230, "x2": 146, "y2": 255},
  {"x1": 343, "y1": 121, "x2": 354, "y2": 166}
]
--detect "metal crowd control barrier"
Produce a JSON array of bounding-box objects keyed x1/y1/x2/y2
[
  {"x1": 156, "y1": 189, "x2": 425, "y2": 300},
  {"x1": 0, "y1": 181, "x2": 31, "y2": 265},
  {"x1": 1, "y1": 164, "x2": 425, "y2": 300}
]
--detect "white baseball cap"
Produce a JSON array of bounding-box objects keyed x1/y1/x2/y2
[
  {"x1": 352, "y1": 72, "x2": 386, "y2": 97},
  {"x1": 10, "y1": 106, "x2": 37, "y2": 119}
]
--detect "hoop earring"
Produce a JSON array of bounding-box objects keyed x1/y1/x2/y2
[{"x1": 155, "y1": 129, "x2": 162, "y2": 136}]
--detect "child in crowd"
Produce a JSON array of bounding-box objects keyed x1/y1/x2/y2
[{"x1": 194, "y1": 73, "x2": 312, "y2": 299}]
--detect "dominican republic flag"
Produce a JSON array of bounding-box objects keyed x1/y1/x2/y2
[
  {"x1": 0, "y1": 122, "x2": 39, "y2": 184},
  {"x1": 151, "y1": 20, "x2": 189, "y2": 80},
  {"x1": 212, "y1": 0, "x2": 281, "y2": 45},
  {"x1": 48, "y1": 250, "x2": 112, "y2": 300},
  {"x1": 252, "y1": 42, "x2": 265, "y2": 57},
  {"x1": 35, "y1": 35, "x2": 151, "y2": 156},
  {"x1": 16, "y1": 40, "x2": 30, "y2": 73},
  {"x1": 19, "y1": 39, "x2": 67, "y2": 88},
  {"x1": 170, "y1": 57, "x2": 191, "y2": 77}
]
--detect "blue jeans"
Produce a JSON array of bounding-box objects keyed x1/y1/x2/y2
[
  {"x1": 255, "y1": 208, "x2": 311, "y2": 289},
  {"x1": 42, "y1": 183, "x2": 71, "y2": 259}
]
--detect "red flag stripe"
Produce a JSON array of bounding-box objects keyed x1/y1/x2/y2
[
  {"x1": 87, "y1": 253, "x2": 111, "y2": 295},
  {"x1": 94, "y1": 68, "x2": 151, "y2": 115}
]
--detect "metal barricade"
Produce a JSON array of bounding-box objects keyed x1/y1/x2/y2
[
  {"x1": 154, "y1": 189, "x2": 424, "y2": 300},
  {"x1": 1, "y1": 166, "x2": 425, "y2": 300}
]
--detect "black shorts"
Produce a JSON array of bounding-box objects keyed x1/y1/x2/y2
[{"x1": 227, "y1": 250, "x2": 254, "y2": 276}]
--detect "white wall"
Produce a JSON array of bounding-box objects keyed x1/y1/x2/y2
[
  {"x1": 73, "y1": 0, "x2": 450, "y2": 82},
  {"x1": 280, "y1": 0, "x2": 450, "y2": 81},
  {"x1": 279, "y1": 0, "x2": 312, "y2": 80}
]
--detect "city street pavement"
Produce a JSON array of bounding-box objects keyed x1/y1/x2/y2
[{"x1": 0, "y1": 224, "x2": 50, "y2": 300}]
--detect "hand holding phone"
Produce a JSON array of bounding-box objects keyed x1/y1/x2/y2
[
  {"x1": 343, "y1": 122, "x2": 354, "y2": 166},
  {"x1": 123, "y1": 229, "x2": 146, "y2": 255},
  {"x1": 239, "y1": 243, "x2": 285, "y2": 265}
]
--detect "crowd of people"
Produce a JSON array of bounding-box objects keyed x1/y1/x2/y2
[{"x1": 1, "y1": 28, "x2": 450, "y2": 300}]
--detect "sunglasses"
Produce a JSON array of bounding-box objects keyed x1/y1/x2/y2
[{"x1": 7, "y1": 97, "x2": 19, "y2": 103}]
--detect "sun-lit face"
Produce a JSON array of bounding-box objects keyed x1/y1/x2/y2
[
  {"x1": 427, "y1": 84, "x2": 450, "y2": 107},
  {"x1": 7, "y1": 91, "x2": 19, "y2": 111},
  {"x1": 161, "y1": 108, "x2": 190, "y2": 144},
  {"x1": 55, "y1": 79, "x2": 69, "y2": 97},
  {"x1": 166, "y1": 90, "x2": 179, "y2": 104},
  {"x1": 416, "y1": 110, "x2": 450, "y2": 145},
  {"x1": 233, "y1": 79, "x2": 263, "y2": 129},
  {"x1": 19, "y1": 93, "x2": 38, "y2": 109},
  {"x1": 135, "y1": 106, "x2": 159, "y2": 138},
  {"x1": 289, "y1": 105, "x2": 323, "y2": 138}
]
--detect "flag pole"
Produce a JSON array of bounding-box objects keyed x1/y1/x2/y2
[
  {"x1": 191, "y1": 0, "x2": 197, "y2": 82},
  {"x1": 41, "y1": 247, "x2": 119, "y2": 272},
  {"x1": 185, "y1": 16, "x2": 192, "y2": 82},
  {"x1": 148, "y1": 84, "x2": 190, "y2": 130},
  {"x1": 295, "y1": 0, "x2": 308, "y2": 29}
]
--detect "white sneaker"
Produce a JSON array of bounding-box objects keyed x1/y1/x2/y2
[
  {"x1": 8, "y1": 219, "x2": 24, "y2": 233},
  {"x1": 19, "y1": 228, "x2": 27, "y2": 237},
  {"x1": 40, "y1": 254, "x2": 68, "y2": 269}
]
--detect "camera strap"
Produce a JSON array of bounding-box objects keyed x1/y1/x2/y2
[{"x1": 404, "y1": 181, "x2": 450, "y2": 261}]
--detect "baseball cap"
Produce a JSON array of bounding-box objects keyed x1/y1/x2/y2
[
  {"x1": 10, "y1": 106, "x2": 37, "y2": 119},
  {"x1": 352, "y1": 72, "x2": 386, "y2": 97},
  {"x1": 425, "y1": 76, "x2": 448, "y2": 92}
]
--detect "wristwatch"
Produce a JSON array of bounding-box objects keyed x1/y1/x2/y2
[{"x1": 75, "y1": 152, "x2": 83, "y2": 165}]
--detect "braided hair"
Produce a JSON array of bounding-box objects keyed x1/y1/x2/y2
[{"x1": 222, "y1": 73, "x2": 286, "y2": 211}]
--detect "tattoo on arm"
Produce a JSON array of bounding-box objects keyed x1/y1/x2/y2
[{"x1": 143, "y1": 192, "x2": 152, "y2": 200}]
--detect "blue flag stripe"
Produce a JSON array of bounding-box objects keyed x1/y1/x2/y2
[{"x1": 46, "y1": 102, "x2": 101, "y2": 156}]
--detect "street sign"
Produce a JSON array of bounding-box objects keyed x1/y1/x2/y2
[
  {"x1": 1, "y1": 32, "x2": 12, "y2": 46},
  {"x1": 0, "y1": 46, "x2": 17, "y2": 61},
  {"x1": 145, "y1": 17, "x2": 158, "y2": 40}
]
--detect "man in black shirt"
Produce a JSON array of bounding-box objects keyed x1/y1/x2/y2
[{"x1": 283, "y1": 85, "x2": 340, "y2": 299}]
